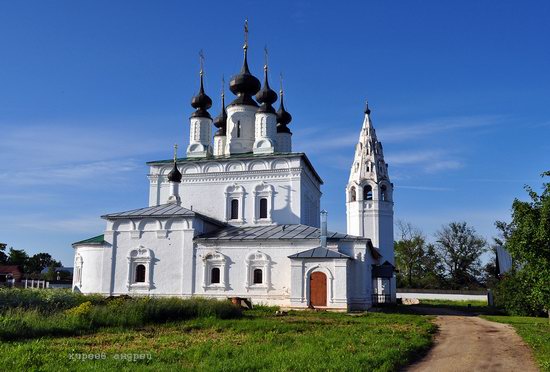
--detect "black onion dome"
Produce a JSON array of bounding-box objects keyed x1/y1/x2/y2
[
  {"x1": 276, "y1": 90, "x2": 292, "y2": 133},
  {"x1": 213, "y1": 92, "x2": 227, "y2": 136},
  {"x1": 191, "y1": 73, "x2": 212, "y2": 119},
  {"x1": 364, "y1": 101, "x2": 371, "y2": 115},
  {"x1": 167, "y1": 161, "x2": 182, "y2": 183},
  {"x1": 229, "y1": 48, "x2": 261, "y2": 107},
  {"x1": 256, "y1": 66, "x2": 277, "y2": 114}
]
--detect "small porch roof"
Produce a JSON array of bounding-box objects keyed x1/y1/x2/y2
[{"x1": 288, "y1": 247, "x2": 351, "y2": 259}]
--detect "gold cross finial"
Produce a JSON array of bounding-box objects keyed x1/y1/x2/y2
[
  {"x1": 199, "y1": 50, "x2": 204, "y2": 76},
  {"x1": 243, "y1": 19, "x2": 249, "y2": 49},
  {"x1": 264, "y1": 45, "x2": 269, "y2": 70},
  {"x1": 173, "y1": 144, "x2": 178, "y2": 163},
  {"x1": 279, "y1": 72, "x2": 284, "y2": 95},
  {"x1": 221, "y1": 75, "x2": 225, "y2": 98}
]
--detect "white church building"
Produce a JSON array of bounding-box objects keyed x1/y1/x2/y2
[{"x1": 72, "y1": 30, "x2": 396, "y2": 311}]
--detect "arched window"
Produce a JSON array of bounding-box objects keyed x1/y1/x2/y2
[
  {"x1": 245, "y1": 251, "x2": 271, "y2": 290},
  {"x1": 202, "y1": 251, "x2": 227, "y2": 290},
  {"x1": 127, "y1": 247, "x2": 153, "y2": 289},
  {"x1": 381, "y1": 185, "x2": 387, "y2": 201},
  {"x1": 135, "y1": 264, "x2": 146, "y2": 283},
  {"x1": 364, "y1": 185, "x2": 373, "y2": 200},
  {"x1": 350, "y1": 186, "x2": 357, "y2": 202},
  {"x1": 253, "y1": 269, "x2": 263, "y2": 284},
  {"x1": 259, "y1": 198, "x2": 268, "y2": 219},
  {"x1": 237, "y1": 121, "x2": 241, "y2": 138},
  {"x1": 230, "y1": 199, "x2": 239, "y2": 220},
  {"x1": 211, "y1": 267, "x2": 220, "y2": 284}
]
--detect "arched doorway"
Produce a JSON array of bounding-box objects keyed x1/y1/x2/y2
[{"x1": 309, "y1": 272, "x2": 327, "y2": 307}]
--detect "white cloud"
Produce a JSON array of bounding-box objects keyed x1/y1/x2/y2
[
  {"x1": 294, "y1": 114, "x2": 503, "y2": 155},
  {"x1": 0, "y1": 215, "x2": 105, "y2": 234},
  {"x1": 0, "y1": 159, "x2": 140, "y2": 186},
  {"x1": 424, "y1": 160, "x2": 464, "y2": 173},
  {"x1": 398, "y1": 185, "x2": 454, "y2": 191},
  {"x1": 378, "y1": 115, "x2": 503, "y2": 143}
]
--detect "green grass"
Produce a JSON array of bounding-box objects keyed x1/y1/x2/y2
[
  {"x1": 0, "y1": 288, "x2": 104, "y2": 313},
  {"x1": 418, "y1": 299, "x2": 488, "y2": 307},
  {"x1": 0, "y1": 297, "x2": 242, "y2": 341},
  {"x1": 483, "y1": 315, "x2": 550, "y2": 371},
  {"x1": 0, "y1": 309, "x2": 436, "y2": 371}
]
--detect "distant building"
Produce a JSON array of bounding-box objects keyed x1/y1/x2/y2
[
  {"x1": 72, "y1": 26, "x2": 395, "y2": 310},
  {"x1": 0, "y1": 265, "x2": 22, "y2": 284}
]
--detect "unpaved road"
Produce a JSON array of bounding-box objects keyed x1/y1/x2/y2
[{"x1": 406, "y1": 312, "x2": 539, "y2": 372}]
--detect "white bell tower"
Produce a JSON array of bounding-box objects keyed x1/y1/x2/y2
[{"x1": 346, "y1": 102, "x2": 394, "y2": 266}]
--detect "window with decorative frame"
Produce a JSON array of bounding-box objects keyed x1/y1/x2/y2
[
  {"x1": 245, "y1": 251, "x2": 271, "y2": 291},
  {"x1": 225, "y1": 184, "x2": 245, "y2": 223},
  {"x1": 253, "y1": 183, "x2": 273, "y2": 223},
  {"x1": 202, "y1": 252, "x2": 227, "y2": 290},
  {"x1": 127, "y1": 247, "x2": 153, "y2": 290}
]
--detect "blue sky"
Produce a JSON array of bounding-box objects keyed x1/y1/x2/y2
[{"x1": 1, "y1": 1, "x2": 549, "y2": 266}]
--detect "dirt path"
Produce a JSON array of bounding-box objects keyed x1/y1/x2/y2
[{"x1": 406, "y1": 314, "x2": 539, "y2": 372}]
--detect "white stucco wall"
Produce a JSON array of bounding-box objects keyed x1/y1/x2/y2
[
  {"x1": 148, "y1": 155, "x2": 322, "y2": 228},
  {"x1": 397, "y1": 292, "x2": 488, "y2": 302}
]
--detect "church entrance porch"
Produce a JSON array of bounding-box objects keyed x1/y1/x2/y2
[{"x1": 309, "y1": 271, "x2": 327, "y2": 307}]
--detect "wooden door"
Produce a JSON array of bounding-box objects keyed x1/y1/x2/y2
[{"x1": 310, "y1": 272, "x2": 327, "y2": 307}]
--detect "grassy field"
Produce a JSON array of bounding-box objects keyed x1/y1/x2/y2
[
  {"x1": 483, "y1": 315, "x2": 550, "y2": 371},
  {"x1": 0, "y1": 308, "x2": 435, "y2": 371},
  {"x1": 418, "y1": 299, "x2": 488, "y2": 307}
]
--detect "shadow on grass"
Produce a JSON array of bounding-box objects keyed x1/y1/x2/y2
[{"x1": 372, "y1": 304, "x2": 505, "y2": 316}]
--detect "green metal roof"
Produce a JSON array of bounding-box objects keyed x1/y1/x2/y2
[
  {"x1": 146, "y1": 152, "x2": 324, "y2": 184},
  {"x1": 72, "y1": 234, "x2": 105, "y2": 246}
]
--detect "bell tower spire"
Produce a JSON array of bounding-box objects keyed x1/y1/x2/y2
[{"x1": 346, "y1": 101, "x2": 394, "y2": 268}]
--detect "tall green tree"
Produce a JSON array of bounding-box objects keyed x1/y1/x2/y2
[
  {"x1": 7, "y1": 248, "x2": 29, "y2": 269},
  {"x1": 394, "y1": 221, "x2": 428, "y2": 287},
  {"x1": 434, "y1": 222, "x2": 487, "y2": 288},
  {"x1": 497, "y1": 171, "x2": 550, "y2": 317},
  {"x1": 417, "y1": 243, "x2": 445, "y2": 288},
  {"x1": 26, "y1": 253, "x2": 62, "y2": 274},
  {"x1": 0, "y1": 243, "x2": 7, "y2": 264}
]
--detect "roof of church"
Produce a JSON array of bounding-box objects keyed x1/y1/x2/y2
[
  {"x1": 146, "y1": 152, "x2": 323, "y2": 185},
  {"x1": 288, "y1": 247, "x2": 351, "y2": 259},
  {"x1": 72, "y1": 234, "x2": 106, "y2": 246},
  {"x1": 101, "y1": 203, "x2": 224, "y2": 226},
  {"x1": 195, "y1": 224, "x2": 369, "y2": 242}
]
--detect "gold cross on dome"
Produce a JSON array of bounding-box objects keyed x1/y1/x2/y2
[{"x1": 173, "y1": 144, "x2": 178, "y2": 162}]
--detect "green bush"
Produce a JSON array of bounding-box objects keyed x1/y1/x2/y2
[
  {"x1": 494, "y1": 271, "x2": 546, "y2": 316},
  {"x1": 0, "y1": 288, "x2": 103, "y2": 314},
  {"x1": 0, "y1": 297, "x2": 242, "y2": 341}
]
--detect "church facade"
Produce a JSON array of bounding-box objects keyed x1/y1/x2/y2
[{"x1": 72, "y1": 32, "x2": 395, "y2": 311}]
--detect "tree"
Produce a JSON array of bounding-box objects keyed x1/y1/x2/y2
[
  {"x1": 394, "y1": 221, "x2": 428, "y2": 287},
  {"x1": 0, "y1": 243, "x2": 7, "y2": 264},
  {"x1": 417, "y1": 243, "x2": 445, "y2": 289},
  {"x1": 394, "y1": 221, "x2": 444, "y2": 288},
  {"x1": 26, "y1": 253, "x2": 62, "y2": 275},
  {"x1": 7, "y1": 248, "x2": 29, "y2": 269},
  {"x1": 434, "y1": 222, "x2": 487, "y2": 289},
  {"x1": 496, "y1": 171, "x2": 550, "y2": 317}
]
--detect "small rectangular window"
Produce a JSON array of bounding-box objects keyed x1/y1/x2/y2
[
  {"x1": 259, "y1": 198, "x2": 268, "y2": 219},
  {"x1": 253, "y1": 269, "x2": 263, "y2": 284},
  {"x1": 135, "y1": 264, "x2": 146, "y2": 283},
  {"x1": 230, "y1": 199, "x2": 239, "y2": 220},
  {"x1": 211, "y1": 267, "x2": 220, "y2": 284}
]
